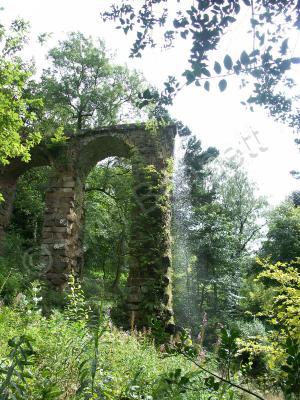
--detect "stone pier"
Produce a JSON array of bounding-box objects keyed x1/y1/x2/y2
[{"x1": 41, "y1": 170, "x2": 85, "y2": 288}]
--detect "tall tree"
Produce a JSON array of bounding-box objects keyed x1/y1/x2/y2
[
  {"x1": 261, "y1": 199, "x2": 300, "y2": 263},
  {"x1": 172, "y1": 136, "x2": 219, "y2": 331},
  {"x1": 214, "y1": 159, "x2": 268, "y2": 257},
  {"x1": 0, "y1": 19, "x2": 41, "y2": 169},
  {"x1": 32, "y1": 32, "x2": 146, "y2": 133},
  {"x1": 174, "y1": 152, "x2": 268, "y2": 337}
]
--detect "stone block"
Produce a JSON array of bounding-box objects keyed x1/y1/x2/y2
[
  {"x1": 42, "y1": 231, "x2": 53, "y2": 239},
  {"x1": 41, "y1": 238, "x2": 54, "y2": 244},
  {"x1": 43, "y1": 216, "x2": 54, "y2": 227},
  {"x1": 42, "y1": 227, "x2": 53, "y2": 232},
  {"x1": 127, "y1": 292, "x2": 141, "y2": 303},
  {"x1": 51, "y1": 227, "x2": 69, "y2": 233},
  {"x1": 53, "y1": 243, "x2": 66, "y2": 250},
  {"x1": 58, "y1": 187, "x2": 74, "y2": 193},
  {"x1": 46, "y1": 272, "x2": 68, "y2": 286},
  {"x1": 40, "y1": 247, "x2": 51, "y2": 256},
  {"x1": 127, "y1": 303, "x2": 139, "y2": 311},
  {"x1": 55, "y1": 218, "x2": 68, "y2": 227},
  {"x1": 52, "y1": 248, "x2": 67, "y2": 257},
  {"x1": 140, "y1": 285, "x2": 149, "y2": 294},
  {"x1": 52, "y1": 262, "x2": 68, "y2": 273},
  {"x1": 54, "y1": 232, "x2": 69, "y2": 240}
]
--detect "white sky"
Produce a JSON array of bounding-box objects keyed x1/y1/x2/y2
[{"x1": 2, "y1": 0, "x2": 300, "y2": 204}]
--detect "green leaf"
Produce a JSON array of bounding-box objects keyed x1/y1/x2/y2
[
  {"x1": 249, "y1": 49, "x2": 260, "y2": 57},
  {"x1": 224, "y1": 54, "x2": 233, "y2": 70},
  {"x1": 201, "y1": 68, "x2": 211, "y2": 77},
  {"x1": 180, "y1": 30, "x2": 188, "y2": 39},
  {"x1": 291, "y1": 57, "x2": 300, "y2": 64},
  {"x1": 279, "y1": 59, "x2": 291, "y2": 72},
  {"x1": 183, "y1": 69, "x2": 196, "y2": 84},
  {"x1": 250, "y1": 18, "x2": 259, "y2": 28},
  {"x1": 218, "y1": 79, "x2": 227, "y2": 92},
  {"x1": 251, "y1": 69, "x2": 262, "y2": 78},
  {"x1": 240, "y1": 51, "x2": 251, "y2": 65},
  {"x1": 280, "y1": 38, "x2": 289, "y2": 56},
  {"x1": 193, "y1": 63, "x2": 202, "y2": 76},
  {"x1": 214, "y1": 61, "x2": 222, "y2": 74},
  {"x1": 143, "y1": 89, "x2": 152, "y2": 99},
  {"x1": 204, "y1": 81, "x2": 210, "y2": 91}
]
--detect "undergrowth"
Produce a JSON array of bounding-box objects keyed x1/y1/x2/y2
[{"x1": 0, "y1": 280, "x2": 245, "y2": 400}]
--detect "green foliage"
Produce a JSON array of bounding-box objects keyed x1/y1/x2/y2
[
  {"x1": 0, "y1": 284, "x2": 240, "y2": 400},
  {"x1": 238, "y1": 259, "x2": 300, "y2": 396},
  {"x1": 256, "y1": 259, "x2": 300, "y2": 340},
  {"x1": 0, "y1": 335, "x2": 35, "y2": 399},
  {"x1": 0, "y1": 19, "x2": 42, "y2": 166},
  {"x1": 163, "y1": 327, "x2": 264, "y2": 400},
  {"x1": 49, "y1": 126, "x2": 69, "y2": 144},
  {"x1": 0, "y1": 232, "x2": 39, "y2": 303},
  {"x1": 183, "y1": 135, "x2": 219, "y2": 204},
  {"x1": 83, "y1": 158, "x2": 133, "y2": 300},
  {"x1": 216, "y1": 328, "x2": 239, "y2": 380},
  {"x1": 102, "y1": 0, "x2": 300, "y2": 107},
  {"x1": 261, "y1": 201, "x2": 300, "y2": 263},
  {"x1": 280, "y1": 337, "x2": 300, "y2": 398},
  {"x1": 32, "y1": 31, "x2": 145, "y2": 133},
  {"x1": 10, "y1": 167, "x2": 51, "y2": 242},
  {"x1": 65, "y1": 275, "x2": 90, "y2": 322},
  {"x1": 173, "y1": 153, "x2": 268, "y2": 337}
]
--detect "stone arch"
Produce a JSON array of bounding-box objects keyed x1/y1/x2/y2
[
  {"x1": 0, "y1": 124, "x2": 177, "y2": 328},
  {"x1": 39, "y1": 132, "x2": 134, "y2": 286},
  {"x1": 77, "y1": 135, "x2": 132, "y2": 179}
]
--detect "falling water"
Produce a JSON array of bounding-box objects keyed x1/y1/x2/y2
[{"x1": 171, "y1": 134, "x2": 194, "y2": 328}]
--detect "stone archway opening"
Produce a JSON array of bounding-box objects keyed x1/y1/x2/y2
[
  {"x1": 10, "y1": 166, "x2": 52, "y2": 244},
  {"x1": 83, "y1": 156, "x2": 133, "y2": 308},
  {"x1": 0, "y1": 165, "x2": 53, "y2": 303}
]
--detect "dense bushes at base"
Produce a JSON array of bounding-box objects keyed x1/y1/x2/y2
[
  {"x1": 0, "y1": 233, "x2": 41, "y2": 304},
  {"x1": 0, "y1": 308, "x2": 236, "y2": 399},
  {"x1": 0, "y1": 281, "x2": 263, "y2": 400},
  {"x1": 1, "y1": 257, "x2": 299, "y2": 399}
]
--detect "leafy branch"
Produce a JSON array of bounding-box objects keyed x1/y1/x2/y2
[
  {"x1": 165, "y1": 330, "x2": 265, "y2": 400},
  {"x1": 0, "y1": 335, "x2": 35, "y2": 399}
]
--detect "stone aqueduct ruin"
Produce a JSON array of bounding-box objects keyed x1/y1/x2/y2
[{"x1": 0, "y1": 124, "x2": 177, "y2": 328}]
